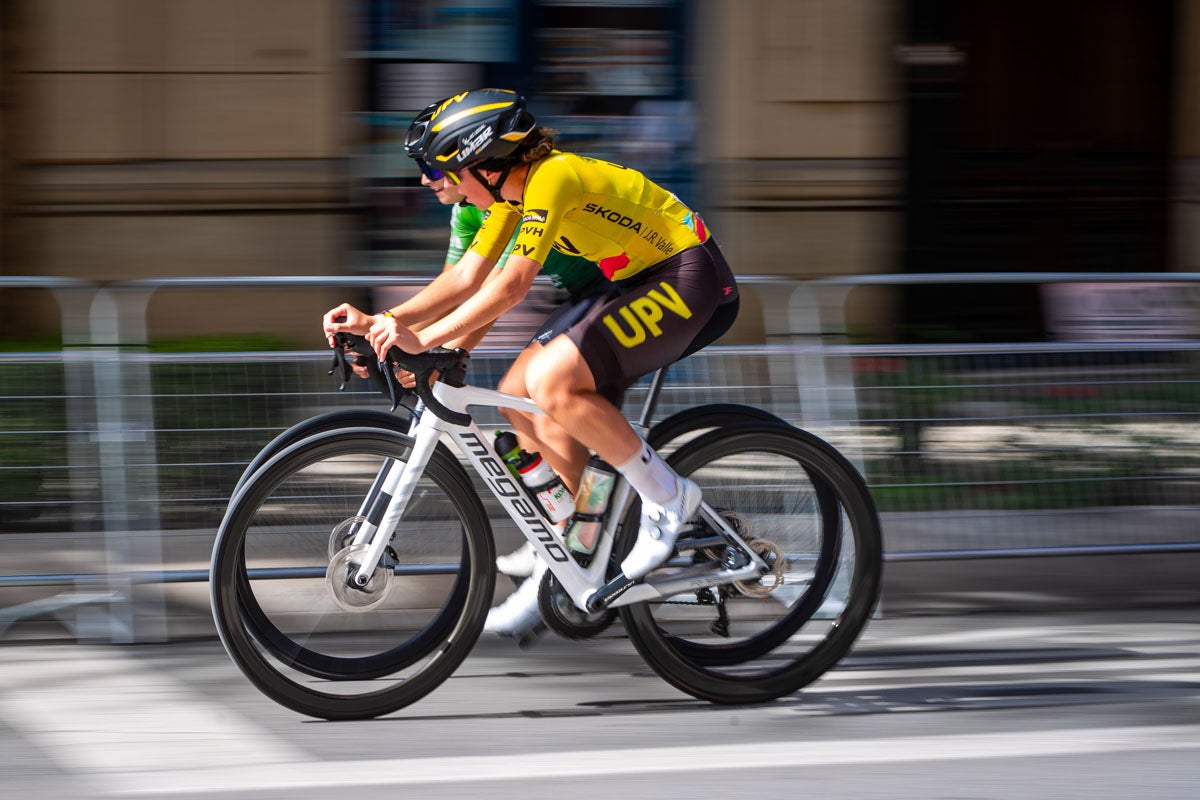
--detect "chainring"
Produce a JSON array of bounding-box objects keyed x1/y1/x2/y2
[{"x1": 536, "y1": 569, "x2": 617, "y2": 640}]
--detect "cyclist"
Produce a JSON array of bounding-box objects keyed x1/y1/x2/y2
[
  {"x1": 338, "y1": 99, "x2": 604, "y2": 583},
  {"x1": 324, "y1": 88, "x2": 740, "y2": 636}
]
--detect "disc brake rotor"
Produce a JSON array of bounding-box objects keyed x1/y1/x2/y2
[
  {"x1": 733, "y1": 538, "x2": 786, "y2": 597},
  {"x1": 326, "y1": 544, "x2": 393, "y2": 612},
  {"x1": 327, "y1": 515, "x2": 368, "y2": 558}
]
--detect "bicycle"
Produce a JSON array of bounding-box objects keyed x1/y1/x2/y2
[{"x1": 210, "y1": 339, "x2": 883, "y2": 720}]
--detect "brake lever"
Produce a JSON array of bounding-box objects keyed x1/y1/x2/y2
[
  {"x1": 330, "y1": 331, "x2": 377, "y2": 393},
  {"x1": 380, "y1": 357, "x2": 403, "y2": 411},
  {"x1": 327, "y1": 346, "x2": 352, "y2": 390},
  {"x1": 384, "y1": 347, "x2": 472, "y2": 427}
]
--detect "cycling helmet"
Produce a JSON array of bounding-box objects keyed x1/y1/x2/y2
[
  {"x1": 403, "y1": 99, "x2": 444, "y2": 161},
  {"x1": 424, "y1": 89, "x2": 536, "y2": 172}
]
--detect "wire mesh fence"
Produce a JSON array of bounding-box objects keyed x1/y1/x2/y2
[{"x1": 823, "y1": 342, "x2": 1200, "y2": 557}]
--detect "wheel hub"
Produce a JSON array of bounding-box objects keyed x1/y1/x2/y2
[
  {"x1": 326, "y1": 544, "x2": 392, "y2": 612},
  {"x1": 733, "y1": 538, "x2": 786, "y2": 597}
]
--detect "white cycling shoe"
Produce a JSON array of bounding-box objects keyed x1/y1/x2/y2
[
  {"x1": 495, "y1": 541, "x2": 537, "y2": 578},
  {"x1": 484, "y1": 558, "x2": 546, "y2": 636},
  {"x1": 620, "y1": 477, "x2": 702, "y2": 580}
]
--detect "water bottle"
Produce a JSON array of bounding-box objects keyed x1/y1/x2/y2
[
  {"x1": 494, "y1": 430, "x2": 522, "y2": 478},
  {"x1": 564, "y1": 455, "x2": 617, "y2": 556},
  {"x1": 494, "y1": 431, "x2": 575, "y2": 523}
]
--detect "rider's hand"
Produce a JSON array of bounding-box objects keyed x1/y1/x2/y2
[
  {"x1": 392, "y1": 366, "x2": 438, "y2": 389},
  {"x1": 367, "y1": 314, "x2": 424, "y2": 361},
  {"x1": 322, "y1": 303, "x2": 375, "y2": 348},
  {"x1": 350, "y1": 359, "x2": 371, "y2": 380}
]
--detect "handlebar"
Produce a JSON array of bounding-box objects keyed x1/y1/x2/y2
[{"x1": 328, "y1": 332, "x2": 471, "y2": 426}]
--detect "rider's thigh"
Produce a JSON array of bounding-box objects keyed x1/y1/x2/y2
[
  {"x1": 523, "y1": 335, "x2": 599, "y2": 408},
  {"x1": 497, "y1": 342, "x2": 541, "y2": 397}
]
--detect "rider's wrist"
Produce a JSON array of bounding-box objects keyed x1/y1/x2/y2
[{"x1": 376, "y1": 309, "x2": 394, "y2": 319}]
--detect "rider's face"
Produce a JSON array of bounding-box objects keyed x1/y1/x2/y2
[
  {"x1": 420, "y1": 171, "x2": 465, "y2": 205},
  {"x1": 450, "y1": 168, "x2": 499, "y2": 209}
]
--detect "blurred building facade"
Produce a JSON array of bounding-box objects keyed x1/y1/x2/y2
[{"x1": 1, "y1": 0, "x2": 1198, "y2": 343}]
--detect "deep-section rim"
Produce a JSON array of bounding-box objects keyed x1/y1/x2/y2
[
  {"x1": 618, "y1": 423, "x2": 883, "y2": 704},
  {"x1": 210, "y1": 428, "x2": 495, "y2": 719}
]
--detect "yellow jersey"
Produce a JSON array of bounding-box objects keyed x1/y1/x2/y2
[{"x1": 469, "y1": 151, "x2": 709, "y2": 283}]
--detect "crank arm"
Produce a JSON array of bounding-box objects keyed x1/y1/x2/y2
[{"x1": 587, "y1": 560, "x2": 763, "y2": 612}]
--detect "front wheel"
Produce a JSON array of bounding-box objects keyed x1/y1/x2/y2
[
  {"x1": 619, "y1": 424, "x2": 883, "y2": 705},
  {"x1": 210, "y1": 429, "x2": 495, "y2": 720},
  {"x1": 233, "y1": 408, "x2": 413, "y2": 494}
]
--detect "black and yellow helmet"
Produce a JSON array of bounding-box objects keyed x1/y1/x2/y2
[
  {"x1": 403, "y1": 99, "x2": 445, "y2": 161},
  {"x1": 424, "y1": 89, "x2": 536, "y2": 173}
]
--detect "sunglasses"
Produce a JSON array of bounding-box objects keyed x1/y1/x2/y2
[{"x1": 415, "y1": 159, "x2": 444, "y2": 181}]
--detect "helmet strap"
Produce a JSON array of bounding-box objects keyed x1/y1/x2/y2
[{"x1": 470, "y1": 164, "x2": 513, "y2": 204}]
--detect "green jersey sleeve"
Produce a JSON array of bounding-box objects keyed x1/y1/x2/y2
[{"x1": 446, "y1": 203, "x2": 484, "y2": 267}]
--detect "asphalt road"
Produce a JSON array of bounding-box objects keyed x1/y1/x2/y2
[{"x1": 1, "y1": 606, "x2": 1198, "y2": 800}]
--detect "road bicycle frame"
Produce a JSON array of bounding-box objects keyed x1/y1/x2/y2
[{"x1": 342, "y1": 377, "x2": 770, "y2": 613}]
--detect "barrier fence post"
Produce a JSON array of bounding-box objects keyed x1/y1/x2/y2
[{"x1": 89, "y1": 287, "x2": 166, "y2": 643}]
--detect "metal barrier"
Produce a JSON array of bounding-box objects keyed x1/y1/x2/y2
[
  {"x1": 2, "y1": 273, "x2": 1199, "y2": 641},
  {"x1": 789, "y1": 273, "x2": 1200, "y2": 561}
]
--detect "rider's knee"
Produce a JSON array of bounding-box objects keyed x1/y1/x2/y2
[
  {"x1": 496, "y1": 369, "x2": 526, "y2": 397},
  {"x1": 525, "y1": 365, "x2": 571, "y2": 416}
]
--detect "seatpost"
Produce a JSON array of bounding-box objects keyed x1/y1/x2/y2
[{"x1": 637, "y1": 366, "x2": 669, "y2": 430}]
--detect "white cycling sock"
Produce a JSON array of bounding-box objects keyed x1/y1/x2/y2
[{"x1": 616, "y1": 443, "x2": 677, "y2": 505}]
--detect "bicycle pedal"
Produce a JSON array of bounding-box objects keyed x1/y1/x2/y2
[
  {"x1": 512, "y1": 621, "x2": 547, "y2": 649},
  {"x1": 720, "y1": 545, "x2": 751, "y2": 570}
]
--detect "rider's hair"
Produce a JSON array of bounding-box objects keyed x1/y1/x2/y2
[{"x1": 479, "y1": 125, "x2": 557, "y2": 171}]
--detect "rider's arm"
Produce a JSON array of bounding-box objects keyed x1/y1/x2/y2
[
  {"x1": 438, "y1": 268, "x2": 504, "y2": 351},
  {"x1": 411, "y1": 253, "x2": 542, "y2": 350},
  {"x1": 384, "y1": 204, "x2": 520, "y2": 327},
  {"x1": 324, "y1": 249, "x2": 496, "y2": 348},
  {"x1": 383, "y1": 248, "x2": 492, "y2": 328}
]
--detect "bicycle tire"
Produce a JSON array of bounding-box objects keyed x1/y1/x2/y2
[
  {"x1": 233, "y1": 408, "x2": 412, "y2": 494},
  {"x1": 620, "y1": 409, "x2": 842, "y2": 665},
  {"x1": 229, "y1": 410, "x2": 417, "y2": 667},
  {"x1": 211, "y1": 428, "x2": 495, "y2": 720},
  {"x1": 231, "y1": 426, "x2": 467, "y2": 682},
  {"x1": 646, "y1": 403, "x2": 787, "y2": 453},
  {"x1": 618, "y1": 423, "x2": 883, "y2": 704},
  {"x1": 534, "y1": 403, "x2": 790, "y2": 642}
]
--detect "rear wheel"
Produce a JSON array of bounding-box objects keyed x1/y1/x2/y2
[
  {"x1": 618, "y1": 424, "x2": 882, "y2": 704},
  {"x1": 533, "y1": 404, "x2": 790, "y2": 641},
  {"x1": 211, "y1": 428, "x2": 494, "y2": 720},
  {"x1": 646, "y1": 403, "x2": 786, "y2": 454}
]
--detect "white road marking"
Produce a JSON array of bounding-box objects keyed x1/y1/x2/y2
[
  {"x1": 866, "y1": 626, "x2": 1200, "y2": 650},
  {"x1": 102, "y1": 724, "x2": 1200, "y2": 795},
  {"x1": 0, "y1": 646, "x2": 302, "y2": 775},
  {"x1": 822, "y1": 656, "x2": 1199, "y2": 683}
]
